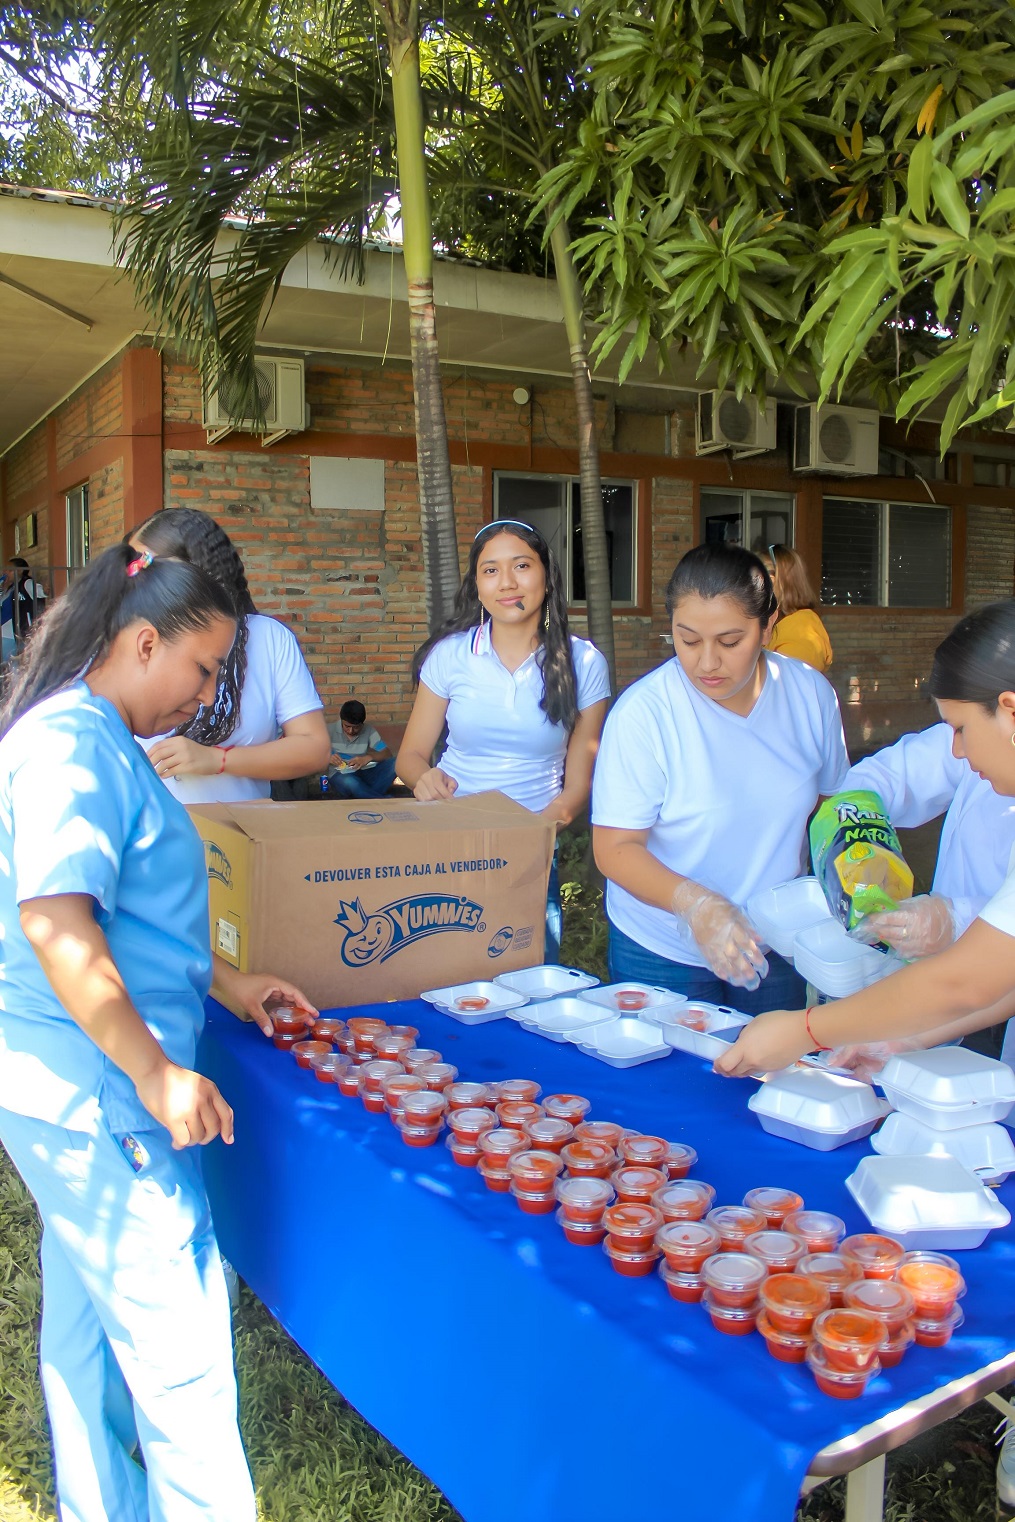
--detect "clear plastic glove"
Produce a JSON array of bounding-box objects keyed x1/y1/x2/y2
[
  {"x1": 821, "y1": 1040, "x2": 915, "y2": 1085},
  {"x1": 670, "y1": 880, "x2": 769, "y2": 990},
  {"x1": 848, "y1": 895, "x2": 955, "y2": 958}
]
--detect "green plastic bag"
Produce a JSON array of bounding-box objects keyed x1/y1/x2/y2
[{"x1": 809, "y1": 790, "x2": 914, "y2": 931}]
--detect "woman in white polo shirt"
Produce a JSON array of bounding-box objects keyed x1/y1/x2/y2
[
  {"x1": 397, "y1": 519, "x2": 611, "y2": 958},
  {"x1": 592, "y1": 543, "x2": 849, "y2": 1013}
]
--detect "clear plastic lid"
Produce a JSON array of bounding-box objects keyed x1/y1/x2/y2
[
  {"x1": 542, "y1": 1094, "x2": 591, "y2": 1122},
  {"x1": 782, "y1": 1209, "x2": 845, "y2": 1247},
  {"x1": 743, "y1": 1187, "x2": 805, "y2": 1224},
  {"x1": 896, "y1": 1251, "x2": 965, "y2": 1306},
  {"x1": 447, "y1": 1106, "x2": 497, "y2": 1137},
  {"x1": 479, "y1": 1127, "x2": 529, "y2": 1159},
  {"x1": 554, "y1": 1206, "x2": 606, "y2": 1235},
  {"x1": 603, "y1": 1237, "x2": 661, "y2": 1265},
  {"x1": 272, "y1": 1008, "x2": 311, "y2": 1031},
  {"x1": 743, "y1": 1230, "x2": 808, "y2": 1269},
  {"x1": 446, "y1": 1082, "x2": 490, "y2": 1108},
  {"x1": 560, "y1": 1139, "x2": 616, "y2": 1171},
  {"x1": 573, "y1": 1121, "x2": 624, "y2": 1148},
  {"x1": 700, "y1": 1252, "x2": 767, "y2": 1295},
  {"x1": 497, "y1": 1079, "x2": 542, "y2": 1104},
  {"x1": 602, "y1": 1202, "x2": 664, "y2": 1238},
  {"x1": 760, "y1": 1272, "x2": 830, "y2": 1319},
  {"x1": 797, "y1": 1253, "x2": 864, "y2": 1292},
  {"x1": 400, "y1": 1090, "x2": 448, "y2": 1121},
  {"x1": 700, "y1": 1289, "x2": 759, "y2": 1323},
  {"x1": 496, "y1": 1101, "x2": 544, "y2": 1129},
  {"x1": 806, "y1": 1341, "x2": 880, "y2": 1387},
  {"x1": 415, "y1": 1062, "x2": 459, "y2": 1088},
  {"x1": 373, "y1": 1034, "x2": 416, "y2": 1060},
  {"x1": 402, "y1": 1048, "x2": 442, "y2": 1071},
  {"x1": 705, "y1": 1205, "x2": 768, "y2": 1242},
  {"x1": 347, "y1": 1016, "x2": 389, "y2": 1036},
  {"x1": 653, "y1": 1180, "x2": 717, "y2": 1220},
  {"x1": 840, "y1": 1232, "x2": 905, "y2": 1272},
  {"x1": 619, "y1": 1135, "x2": 670, "y2": 1167},
  {"x1": 555, "y1": 1176, "x2": 615, "y2": 1210},
  {"x1": 843, "y1": 1278, "x2": 915, "y2": 1325},
  {"x1": 664, "y1": 1143, "x2": 699, "y2": 1175},
  {"x1": 293, "y1": 1039, "x2": 330, "y2": 1057},
  {"x1": 388, "y1": 1025, "x2": 419, "y2": 1040},
  {"x1": 524, "y1": 1117, "x2": 574, "y2": 1148},
  {"x1": 360, "y1": 1058, "x2": 403, "y2": 1081},
  {"x1": 397, "y1": 1119, "x2": 442, "y2": 1138},
  {"x1": 445, "y1": 1133, "x2": 481, "y2": 1157},
  {"x1": 509, "y1": 1149, "x2": 564, "y2": 1188},
  {"x1": 756, "y1": 1310, "x2": 812, "y2": 1351},
  {"x1": 383, "y1": 1073, "x2": 425, "y2": 1099},
  {"x1": 812, "y1": 1308, "x2": 887, "y2": 1355},
  {"x1": 656, "y1": 1221, "x2": 722, "y2": 1257},
  {"x1": 912, "y1": 1304, "x2": 965, "y2": 1337},
  {"x1": 309, "y1": 1050, "x2": 350, "y2": 1072},
  {"x1": 612, "y1": 1165, "x2": 668, "y2": 1199},
  {"x1": 310, "y1": 1017, "x2": 345, "y2": 1038}
]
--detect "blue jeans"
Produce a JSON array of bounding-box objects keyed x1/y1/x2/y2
[
  {"x1": 325, "y1": 757, "x2": 397, "y2": 799},
  {"x1": 607, "y1": 920, "x2": 807, "y2": 1014}
]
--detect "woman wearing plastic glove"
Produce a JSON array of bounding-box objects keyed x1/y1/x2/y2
[
  {"x1": 843, "y1": 724, "x2": 1015, "y2": 960},
  {"x1": 592, "y1": 544, "x2": 849, "y2": 1011},
  {"x1": 715, "y1": 599, "x2": 1015, "y2": 1074}
]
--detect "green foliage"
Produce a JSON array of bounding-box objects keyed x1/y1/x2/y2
[{"x1": 558, "y1": 825, "x2": 608, "y2": 980}]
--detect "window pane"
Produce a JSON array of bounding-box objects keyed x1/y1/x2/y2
[
  {"x1": 888, "y1": 504, "x2": 951, "y2": 607},
  {"x1": 748, "y1": 494, "x2": 794, "y2": 555},
  {"x1": 494, "y1": 475, "x2": 567, "y2": 571},
  {"x1": 702, "y1": 490, "x2": 744, "y2": 548},
  {"x1": 572, "y1": 482, "x2": 635, "y2": 602},
  {"x1": 822, "y1": 499, "x2": 879, "y2": 605},
  {"x1": 66, "y1": 486, "x2": 89, "y2": 570}
]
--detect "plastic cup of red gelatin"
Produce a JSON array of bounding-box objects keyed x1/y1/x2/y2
[
  {"x1": 400, "y1": 1090, "x2": 448, "y2": 1129},
  {"x1": 524, "y1": 1117, "x2": 574, "y2": 1153},
  {"x1": 510, "y1": 1149, "x2": 564, "y2": 1194},
  {"x1": 659, "y1": 1261, "x2": 705, "y2": 1303},
  {"x1": 388, "y1": 1025, "x2": 418, "y2": 1041},
  {"x1": 360, "y1": 1059, "x2": 404, "y2": 1094},
  {"x1": 611, "y1": 1165, "x2": 668, "y2": 1205},
  {"x1": 796, "y1": 1252, "x2": 865, "y2": 1308},
  {"x1": 272, "y1": 1030, "x2": 302, "y2": 1051},
  {"x1": 573, "y1": 1120, "x2": 625, "y2": 1150},
  {"x1": 912, "y1": 1304, "x2": 964, "y2": 1348},
  {"x1": 498, "y1": 1079, "x2": 543, "y2": 1105},
  {"x1": 614, "y1": 988, "x2": 650, "y2": 1011},
  {"x1": 292, "y1": 1040, "x2": 331, "y2": 1070},
  {"x1": 310, "y1": 1051, "x2": 351, "y2": 1083},
  {"x1": 603, "y1": 1237, "x2": 660, "y2": 1277},
  {"x1": 510, "y1": 1182, "x2": 558, "y2": 1215},
  {"x1": 271, "y1": 1008, "x2": 311, "y2": 1037},
  {"x1": 555, "y1": 1175, "x2": 615, "y2": 1224},
  {"x1": 702, "y1": 1288, "x2": 759, "y2": 1336},
  {"x1": 743, "y1": 1187, "x2": 805, "y2": 1229},
  {"x1": 812, "y1": 1308, "x2": 887, "y2": 1373},
  {"x1": 446, "y1": 1082, "x2": 491, "y2": 1111},
  {"x1": 760, "y1": 1272, "x2": 830, "y2": 1334},
  {"x1": 663, "y1": 1143, "x2": 698, "y2": 1180},
  {"x1": 843, "y1": 1277, "x2": 915, "y2": 1334},
  {"x1": 896, "y1": 1251, "x2": 966, "y2": 1319},
  {"x1": 347, "y1": 1016, "x2": 389, "y2": 1053},
  {"x1": 743, "y1": 1229, "x2": 809, "y2": 1276},
  {"x1": 561, "y1": 1139, "x2": 616, "y2": 1179},
  {"x1": 402, "y1": 1047, "x2": 442, "y2": 1073},
  {"x1": 415, "y1": 1062, "x2": 458, "y2": 1093},
  {"x1": 496, "y1": 1101, "x2": 544, "y2": 1131},
  {"x1": 807, "y1": 1341, "x2": 879, "y2": 1400},
  {"x1": 652, "y1": 1180, "x2": 716, "y2": 1223},
  {"x1": 840, "y1": 1233, "x2": 905, "y2": 1280},
  {"x1": 454, "y1": 995, "x2": 490, "y2": 1012},
  {"x1": 542, "y1": 1094, "x2": 591, "y2": 1126},
  {"x1": 554, "y1": 1207, "x2": 607, "y2": 1246},
  {"x1": 656, "y1": 1221, "x2": 722, "y2": 1273},
  {"x1": 756, "y1": 1309, "x2": 811, "y2": 1363},
  {"x1": 603, "y1": 1202, "x2": 665, "y2": 1253},
  {"x1": 879, "y1": 1320, "x2": 916, "y2": 1368},
  {"x1": 336, "y1": 1030, "x2": 357, "y2": 1056},
  {"x1": 398, "y1": 1121, "x2": 442, "y2": 1148},
  {"x1": 447, "y1": 1107, "x2": 497, "y2": 1146},
  {"x1": 446, "y1": 1135, "x2": 482, "y2": 1168},
  {"x1": 705, "y1": 1205, "x2": 768, "y2": 1252},
  {"x1": 383, "y1": 1073, "x2": 426, "y2": 1123},
  {"x1": 701, "y1": 1252, "x2": 766, "y2": 1309},
  {"x1": 478, "y1": 1128, "x2": 529, "y2": 1175},
  {"x1": 373, "y1": 1033, "x2": 416, "y2": 1064},
  {"x1": 782, "y1": 1209, "x2": 845, "y2": 1255},
  {"x1": 619, "y1": 1135, "x2": 670, "y2": 1169},
  {"x1": 336, "y1": 1066, "x2": 363, "y2": 1098},
  {"x1": 310, "y1": 1017, "x2": 345, "y2": 1044},
  {"x1": 477, "y1": 1158, "x2": 515, "y2": 1192}
]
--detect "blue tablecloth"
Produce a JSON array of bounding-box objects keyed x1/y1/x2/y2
[{"x1": 198, "y1": 1000, "x2": 1015, "y2": 1522}]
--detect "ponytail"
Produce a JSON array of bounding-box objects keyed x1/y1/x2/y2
[
  {"x1": 929, "y1": 600, "x2": 1015, "y2": 712},
  {"x1": 0, "y1": 543, "x2": 235, "y2": 737},
  {"x1": 665, "y1": 544, "x2": 777, "y2": 625}
]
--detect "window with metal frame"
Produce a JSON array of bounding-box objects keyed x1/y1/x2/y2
[
  {"x1": 66, "y1": 485, "x2": 90, "y2": 570},
  {"x1": 493, "y1": 473, "x2": 637, "y2": 605},
  {"x1": 821, "y1": 498, "x2": 951, "y2": 607},
  {"x1": 700, "y1": 488, "x2": 795, "y2": 556}
]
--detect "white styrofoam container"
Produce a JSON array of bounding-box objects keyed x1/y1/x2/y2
[
  {"x1": 878, "y1": 1048, "x2": 1015, "y2": 1130},
  {"x1": 792, "y1": 919, "x2": 902, "y2": 999},
  {"x1": 493, "y1": 964, "x2": 600, "y2": 1002},
  {"x1": 748, "y1": 1067, "x2": 890, "y2": 1151},
  {"x1": 845, "y1": 1153, "x2": 1012, "y2": 1249},
  {"x1": 515, "y1": 997, "x2": 605, "y2": 1043},
  {"x1": 745, "y1": 877, "x2": 832, "y2": 960},
  {"x1": 419, "y1": 980, "x2": 527, "y2": 1025},
  {"x1": 871, "y1": 1110, "x2": 1015, "y2": 1185},
  {"x1": 654, "y1": 1002, "x2": 751, "y2": 1061},
  {"x1": 578, "y1": 983, "x2": 688, "y2": 1015},
  {"x1": 573, "y1": 1017, "x2": 671, "y2": 1069}
]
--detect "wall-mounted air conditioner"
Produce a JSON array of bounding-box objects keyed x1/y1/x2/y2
[
  {"x1": 793, "y1": 403, "x2": 879, "y2": 475},
  {"x1": 203, "y1": 356, "x2": 307, "y2": 446},
  {"x1": 695, "y1": 391, "x2": 776, "y2": 458}
]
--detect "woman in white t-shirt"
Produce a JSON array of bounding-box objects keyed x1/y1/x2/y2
[
  {"x1": 131, "y1": 510, "x2": 330, "y2": 802},
  {"x1": 397, "y1": 519, "x2": 611, "y2": 958},
  {"x1": 592, "y1": 543, "x2": 849, "y2": 1013},
  {"x1": 717, "y1": 599, "x2": 1015, "y2": 1075}
]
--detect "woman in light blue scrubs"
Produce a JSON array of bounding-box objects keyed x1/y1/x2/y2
[{"x1": 0, "y1": 542, "x2": 314, "y2": 1522}]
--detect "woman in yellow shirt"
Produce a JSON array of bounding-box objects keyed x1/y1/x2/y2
[{"x1": 763, "y1": 544, "x2": 833, "y2": 673}]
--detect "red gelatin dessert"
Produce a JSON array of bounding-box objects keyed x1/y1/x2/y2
[
  {"x1": 336, "y1": 1068, "x2": 363, "y2": 1098},
  {"x1": 760, "y1": 1272, "x2": 830, "y2": 1334},
  {"x1": 756, "y1": 1309, "x2": 810, "y2": 1363},
  {"x1": 373, "y1": 1033, "x2": 415, "y2": 1063},
  {"x1": 400, "y1": 1090, "x2": 448, "y2": 1127},
  {"x1": 292, "y1": 1040, "x2": 331, "y2": 1070},
  {"x1": 701, "y1": 1289, "x2": 758, "y2": 1336},
  {"x1": 896, "y1": 1252, "x2": 965, "y2": 1319},
  {"x1": 879, "y1": 1321, "x2": 915, "y2": 1368},
  {"x1": 497, "y1": 1079, "x2": 542, "y2": 1105},
  {"x1": 477, "y1": 1158, "x2": 513, "y2": 1192},
  {"x1": 743, "y1": 1187, "x2": 805, "y2": 1229},
  {"x1": 663, "y1": 1143, "x2": 699, "y2": 1180},
  {"x1": 388, "y1": 1025, "x2": 419, "y2": 1041},
  {"x1": 603, "y1": 1202, "x2": 665, "y2": 1252},
  {"x1": 542, "y1": 1094, "x2": 591, "y2": 1126},
  {"x1": 272, "y1": 1031, "x2": 301, "y2": 1051},
  {"x1": 807, "y1": 1341, "x2": 879, "y2": 1400},
  {"x1": 446, "y1": 1136, "x2": 482, "y2": 1168},
  {"x1": 446, "y1": 1082, "x2": 491, "y2": 1111},
  {"x1": 796, "y1": 1252, "x2": 864, "y2": 1308},
  {"x1": 743, "y1": 1229, "x2": 809, "y2": 1275},
  {"x1": 402, "y1": 1047, "x2": 442, "y2": 1072},
  {"x1": 555, "y1": 1175, "x2": 615, "y2": 1224},
  {"x1": 912, "y1": 1305, "x2": 964, "y2": 1348},
  {"x1": 362, "y1": 1091, "x2": 388, "y2": 1114},
  {"x1": 653, "y1": 1180, "x2": 716, "y2": 1223},
  {"x1": 454, "y1": 995, "x2": 489, "y2": 1011},
  {"x1": 310, "y1": 1018, "x2": 344, "y2": 1043},
  {"x1": 447, "y1": 1107, "x2": 497, "y2": 1145},
  {"x1": 496, "y1": 1101, "x2": 544, "y2": 1131},
  {"x1": 700, "y1": 1251, "x2": 766, "y2": 1309},
  {"x1": 840, "y1": 1234, "x2": 905, "y2": 1280},
  {"x1": 360, "y1": 1058, "x2": 404, "y2": 1094},
  {"x1": 416, "y1": 1062, "x2": 459, "y2": 1093},
  {"x1": 603, "y1": 1238, "x2": 660, "y2": 1277},
  {"x1": 509, "y1": 1149, "x2": 564, "y2": 1193},
  {"x1": 812, "y1": 1309, "x2": 886, "y2": 1373},
  {"x1": 614, "y1": 988, "x2": 650, "y2": 1011},
  {"x1": 611, "y1": 1165, "x2": 668, "y2": 1205},
  {"x1": 310, "y1": 1052, "x2": 350, "y2": 1083},
  {"x1": 705, "y1": 1205, "x2": 767, "y2": 1252},
  {"x1": 658, "y1": 1261, "x2": 705, "y2": 1303},
  {"x1": 843, "y1": 1277, "x2": 915, "y2": 1333},
  {"x1": 382, "y1": 1073, "x2": 426, "y2": 1119},
  {"x1": 619, "y1": 1135, "x2": 670, "y2": 1169},
  {"x1": 399, "y1": 1122, "x2": 441, "y2": 1148},
  {"x1": 781, "y1": 1209, "x2": 845, "y2": 1255},
  {"x1": 347, "y1": 1016, "x2": 389, "y2": 1053},
  {"x1": 554, "y1": 1207, "x2": 607, "y2": 1246},
  {"x1": 574, "y1": 1120, "x2": 625, "y2": 1150},
  {"x1": 510, "y1": 1183, "x2": 557, "y2": 1215},
  {"x1": 524, "y1": 1117, "x2": 574, "y2": 1153},
  {"x1": 271, "y1": 1008, "x2": 311, "y2": 1036},
  {"x1": 655, "y1": 1221, "x2": 722, "y2": 1273},
  {"x1": 560, "y1": 1139, "x2": 616, "y2": 1179},
  {"x1": 478, "y1": 1128, "x2": 529, "y2": 1174}
]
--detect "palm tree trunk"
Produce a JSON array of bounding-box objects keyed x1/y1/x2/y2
[
  {"x1": 376, "y1": 1, "x2": 460, "y2": 631},
  {"x1": 548, "y1": 216, "x2": 616, "y2": 686}
]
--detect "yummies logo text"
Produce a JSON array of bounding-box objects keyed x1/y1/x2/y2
[{"x1": 334, "y1": 893, "x2": 486, "y2": 966}]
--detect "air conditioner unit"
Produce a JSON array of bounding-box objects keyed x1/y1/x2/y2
[
  {"x1": 695, "y1": 391, "x2": 776, "y2": 457},
  {"x1": 793, "y1": 403, "x2": 879, "y2": 475},
  {"x1": 203, "y1": 356, "x2": 307, "y2": 446}
]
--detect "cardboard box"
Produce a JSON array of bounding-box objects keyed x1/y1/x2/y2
[{"x1": 190, "y1": 792, "x2": 556, "y2": 1009}]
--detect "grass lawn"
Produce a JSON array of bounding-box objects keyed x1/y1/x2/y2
[{"x1": 0, "y1": 826, "x2": 1007, "y2": 1521}]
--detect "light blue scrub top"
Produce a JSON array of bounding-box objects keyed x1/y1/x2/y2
[{"x1": 0, "y1": 682, "x2": 213, "y2": 1132}]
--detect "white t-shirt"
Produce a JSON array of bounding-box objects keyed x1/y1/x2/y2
[
  {"x1": 592, "y1": 651, "x2": 849, "y2": 965},
  {"x1": 847, "y1": 724, "x2": 1015, "y2": 936},
  {"x1": 143, "y1": 613, "x2": 323, "y2": 804},
  {"x1": 419, "y1": 626, "x2": 611, "y2": 813}
]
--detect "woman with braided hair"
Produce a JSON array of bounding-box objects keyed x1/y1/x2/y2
[{"x1": 131, "y1": 508, "x2": 330, "y2": 801}]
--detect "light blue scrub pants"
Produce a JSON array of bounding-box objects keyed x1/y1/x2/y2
[{"x1": 0, "y1": 1107, "x2": 255, "y2": 1522}]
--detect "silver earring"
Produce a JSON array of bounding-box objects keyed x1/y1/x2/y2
[{"x1": 544, "y1": 606, "x2": 550, "y2": 632}]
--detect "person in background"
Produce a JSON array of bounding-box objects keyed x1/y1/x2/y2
[
  {"x1": 397, "y1": 519, "x2": 610, "y2": 961},
  {"x1": 762, "y1": 543, "x2": 833, "y2": 673},
  {"x1": 0, "y1": 541, "x2": 316, "y2": 1522},
  {"x1": 593, "y1": 543, "x2": 848, "y2": 1011},
  {"x1": 325, "y1": 699, "x2": 396, "y2": 799},
  {"x1": 1, "y1": 556, "x2": 46, "y2": 661},
  {"x1": 129, "y1": 509, "x2": 330, "y2": 802}
]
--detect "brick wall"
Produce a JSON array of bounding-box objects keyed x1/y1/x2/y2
[{"x1": 966, "y1": 501, "x2": 1015, "y2": 609}]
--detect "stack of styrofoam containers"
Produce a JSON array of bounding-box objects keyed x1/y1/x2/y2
[
  {"x1": 745, "y1": 876, "x2": 904, "y2": 1000},
  {"x1": 871, "y1": 1048, "x2": 1015, "y2": 1186}
]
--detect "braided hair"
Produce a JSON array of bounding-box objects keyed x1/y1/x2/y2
[
  {"x1": 0, "y1": 543, "x2": 234, "y2": 737},
  {"x1": 412, "y1": 522, "x2": 579, "y2": 732},
  {"x1": 132, "y1": 509, "x2": 256, "y2": 744}
]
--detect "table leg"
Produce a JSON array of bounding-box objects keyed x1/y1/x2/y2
[
  {"x1": 844, "y1": 1454, "x2": 886, "y2": 1522},
  {"x1": 987, "y1": 1392, "x2": 1015, "y2": 1424}
]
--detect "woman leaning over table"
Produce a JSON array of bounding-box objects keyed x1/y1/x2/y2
[
  {"x1": 0, "y1": 543, "x2": 315, "y2": 1522},
  {"x1": 397, "y1": 519, "x2": 610, "y2": 959},
  {"x1": 592, "y1": 543, "x2": 849, "y2": 1012}
]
